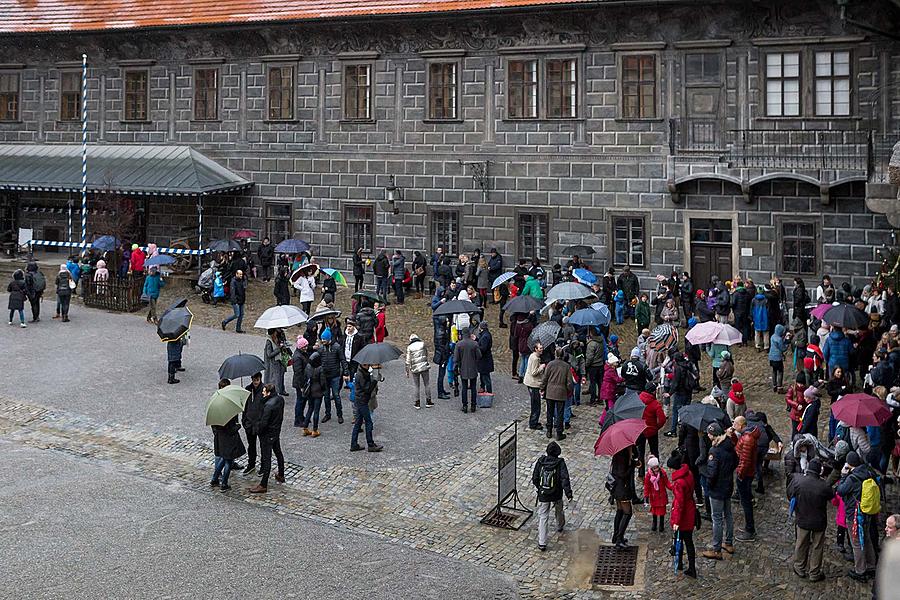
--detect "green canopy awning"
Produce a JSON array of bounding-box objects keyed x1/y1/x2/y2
[{"x1": 0, "y1": 144, "x2": 252, "y2": 196}]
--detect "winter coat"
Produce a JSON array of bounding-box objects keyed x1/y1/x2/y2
[
  {"x1": 704, "y1": 435, "x2": 738, "y2": 500},
  {"x1": 516, "y1": 320, "x2": 535, "y2": 355},
  {"x1": 258, "y1": 242, "x2": 275, "y2": 267},
  {"x1": 707, "y1": 343, "x2": 728, "y2": 368},
  {"x1": 643, "y1": 468, "x2": 671, "y2": 516},
  {"x1": 660, "y1": 304, "x2": 678, "y2": 323},
  {"x1": 391, "y1": 254, "x2": 405, "y2": 280},
  {"x1": 229, "y1": 276, "x2": 246, "y2": 305},
  {"x1": 716, "y1": 360, "x2": 734, "y2": 384},
  {"x1": 849, "y1": 427, "x2": 872, "y2": 457},
  {"x1": 142, "y1": 273, "x2": 165, "y2": 300},
  {"x1": 751, "y1": 294, "x2": 769, "y2": 331},
  {"x1": 822, "y1": 330, "x2": 852, "y2": 371},
  {"x1": 305, "y1": 354, "x2": 328, "y2": 400},
  {"x1": 731, "y1": 287, "x2": 752, "y2": 318},
  {"x1": 291, "y1": 349, "x2": 309, "y2": 390},
  {"x1": 532, "y1": 455, "x2": 573, "y2": 503},
  {"x1": 130, "y1": 248, "x2": 146, "y2": 273},
  {"x1": 257, "y1": 393, "x2": 285, "y2": 439},
  {"x1": 622, "y1": 359, "x2": 649, "y2": 391},
  {"x1": 7, "y1": 277, "x2": 26, "y2": 311},
  {"x1": 375, "y1": 310, "x2": 386, "y2": 343},
  {"x1": 541, "y1": 359, "x2": 573, "y2": 402},
  {"x1": 735, "y1": 427, "x2": 761, "y2": 479},
  {"x1": 433, "y1": 319, "x2": 450, "y2": 364},
  {"x1": 373, "y1": 253, "x2": 389, "y2": 277},
  {"x1": 319, "y1": 343, "x2": 345, "y2": 379},
  {"x1": 600, "y1": 364, "x2": 624, "y2": 403},
  {"x1": 836, "y1": 464, "x2": 876, "y2": 511},
  {"x1": 242, "y1": 382, "x2": 265, "y2": 434},
  {"x1": 641, "y1": 392, "x2": 667, "y2": 437},
  {"x1": 356, "y1": 307, "x2": 376, "y2": 343},
  {"x1": 212, "y1": 416, "x2": 246, "y2": 460},
  {"x1": 715, "y1": 289, "x2": 731, "y2": 316},
  {"x1": 264, "y1": 339, "x2": 287, "y2": 389},
  {"x1": 477, "y1": 329, "x2": 494, "y2": 374},
  {"x1": 352, "y1": 252, "x2": 365, "y2": 278},
  {"x1": 521, "y1": 277, "x2": 544, "y2": 300},
  {"x1": 488, "y1": 254, "x2": 503, "y2": 281},
  {"x1": 617, "y1": 272, "x2": 640, "y2": 301},
  {"x1": 523, "y1": 353, "x2": 545, "y2": 388},
  {"x1": 476, "y1": 265, "x2": 490, "y2": 289},
  {"x1": 694, "y1": 298, "x2": 714, "y2": 323},
  {"x1": 405, "y1": 339, "x2": 431, "y2": 374},
  {"x1": 294, "y1": 275, "x2": 315, "y2": 303},
  {"x1": 453, "y1": 336, "x2": 482, "y2": 379},
  {"x1": 669, "y1": 464, "x2": 696, "y2": 531},
  {"x1": 585, "y1": 338, "x2": 605, "y2": 369},
  {"x1": 55, "y1": 271, "x2": 73, "y2": 297},
  {"x1": 274, "y1": 274, "x2": 291, "y2": 305},
  {"x1": 635, "y1": 301, "x2": 651, "y2": 329},
  {"x1": 768, "y1": 324, "x2": 788, "y2": 361},
  {"x1": 787, "y1": 471, "x2": 834, "y2": 532},
  {"x1": 798, "y1": 399, "x2": 820, "y2": 437},
  {"x1": 785, "y1": 384, "x2": 808, "y2": 423}
]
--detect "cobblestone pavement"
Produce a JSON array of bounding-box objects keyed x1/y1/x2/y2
[{"x1": 1, "y1": 291, "x2": 896, "y2": 598}]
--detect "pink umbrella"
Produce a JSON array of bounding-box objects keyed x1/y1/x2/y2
[
  {"x1": 593, "y1": 418, "x2": 646, "y2": 456},
  {"x1": 810, "y1": 302, "x2": 838, "y2": 321},
  {"x1": 684, "y1": 321, "x2": 743, "y2": 346},
  {"x1": 831, "y1": 393, "x2": 892, "y2": 427}
]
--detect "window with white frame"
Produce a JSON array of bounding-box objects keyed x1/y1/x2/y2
[
  {"x1": 612, "y1": 216, "x2": 646, "y2": 268},
  {"x1": 814, "y1": 50, "x2": 851, "y2": 116},
  {"x1": 765, "y1": 52, "x2": 800, "y2": 117},
  {"x1": 427, "y1": 62, "x2": 458, "y2": 120},
  {"x1": 546, "y1": 59, "x2": 577, "y2": 119},
  {"x1": 508, "y1": 59, "x2": 538, "y2": 119}
]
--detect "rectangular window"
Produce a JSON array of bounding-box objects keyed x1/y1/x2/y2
[
  {"x1": 267, "y1": 65, "x2": 294, "y2": 121},
  {"x1": 684, "y1": 53, "x2": 721, "y2": 84},
  {"x1": 429, "y1": 210, "x2": 460, "y2": 256},
  {"x1": 518, "y1": 213, "x2": 549, "y2": 262},
  {"x1": 612, "y1": 216, "x2": 646, "y2": 268},
  {"x1": 765, "y1": 52, "x2": 800, "y2": 117},
  {"x1": 59, "y1": 71, "x2": 81, "y2": 121},
  {"x1": 123, "y1": 70, "x2": 149, "y2": 121},
  {"x1": 343, "y1": 64, "x2": 372, "y2": 121},
  {"x1": 193, "y1": 68, "x2": 218, "y2": 121},
  {"x1": 546, "y1": 58, "x2": 577, "y2": 119},
  {"x1": 621, "y1": 55, "x2": 656, "y2": 119},
  {"x1": 508, "y1": 59, "x2": 538, "y2": 119},
  {"x1": 814, "y1": 50, "x2": 851, "y2": 117},
  {"x1": 265, "y1": 202, "x2": 292, "y2": 243},
  {"x1": 0, "y1": 73, "x2": 19, "y2": 122},
  {"x1": 427, "y1": 62, "x2": 458, "y2": 120},
  {"x1": 343, "y1": 204, "x2": 375, "y2": 254},
  {"x1": 781, "y1": 221, "x2": 817, "y2": 275}
]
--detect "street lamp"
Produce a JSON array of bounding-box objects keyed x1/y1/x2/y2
[{"x1": 384, "y1": 174, "x2": 402, "y2": 214}]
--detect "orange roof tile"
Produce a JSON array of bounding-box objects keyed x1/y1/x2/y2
[{"x1": 0, "y1": 0, "x2": 599, "y2": 34}]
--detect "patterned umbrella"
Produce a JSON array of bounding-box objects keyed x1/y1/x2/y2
[
  {"x1": 290, "y1": 263, "x2": 319, "y2": 283},
  {"x1": 275, "y1": 238, "x2": 311, "y2": 254},
  {"x1": 648, "y1": 324, "x2": 679, "y2": 351},
  {"x1": 545, "y1": 281, "x2": 595, "y2": 303},
  {"x1": 528, "y1": 321, "x2": 561, "y2": 350},
  {"x1": 321, "y1": 267, "x2": 348, "y2": 286},
  {"x1": 491, "y1": 272, "x2": 517, "y2": 289}
]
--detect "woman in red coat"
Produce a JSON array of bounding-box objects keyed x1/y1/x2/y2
[
  {"x1": 668, "y1": 450, "x2": 697, "y2": 579},
  {"x1": 598, "y1": 354, "x2": 624, "y2": 426},
  {"x1": 642, "y1": 456, "x2": 671, "y2": 531}
]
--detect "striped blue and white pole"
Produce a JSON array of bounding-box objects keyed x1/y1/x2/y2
[
  {"x1": 80, "y1": 53, "x2": 88, "y2": 256},
  {"x1": 197, "y1": 198, "x2": 203, "y2": 258}
]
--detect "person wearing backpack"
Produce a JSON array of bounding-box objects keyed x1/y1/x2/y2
[
  {"x1": 836, "y1": 451, "x2": 879, "y2": 582},
  {"x1": 787, "y1": 458, "x2": 834, "y2": 582},
  {"x1": 531, "y1": 440, "x2": 573, "y2": 551},
  {"x1": 24, "y1": 261, "x2": 45, "y2": 322}
]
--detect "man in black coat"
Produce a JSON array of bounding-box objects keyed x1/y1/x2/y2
[
  {"x1": 250, "y1": 384, "x2": 285, "y2": 493},
  {"x1": 453, "y1": 327, "x2": 482, "y2": 413},
  {"x1": 242, "y1": 372, "x2": 265, "y2": 474},
  {"x1": 487, "y1": 248, "x2": 503, "y2": 290},
  {"x1": 531, "y1": 441, "x2": 573, "y2": 551},
  {"x1": 787, "y1": 458, "x2": 834, "y2": 581},
  {"x1": 702, "y1": 422, "x2": 738, "y2": 560},
  {"x1": 351, "y1": 364, "x2": 384, "y2": 452},
  {"x1": 257, "y1": 237, "x2": 275, "y2": 281},
  {"x1": 221, "y1": 269, "x2": 246, "y2": 333},
  {"x1": 373, "y1": 251, "x2": 390, "y2": 302},
  {"x1": 476, "y1": 321, "x2": 494, "y2": 393}
]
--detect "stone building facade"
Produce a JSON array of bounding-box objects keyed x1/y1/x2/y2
[{"x1": 0, "y1": 0, "x2": 899, "y2": 288}]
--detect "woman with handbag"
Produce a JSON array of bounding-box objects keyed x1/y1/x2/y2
[
  {"x1": 54, "y1": 264, "x2": 74, "y2": 322},
  {"x1": 610, "y1": 445, "x2": 639, "y2": 549}
]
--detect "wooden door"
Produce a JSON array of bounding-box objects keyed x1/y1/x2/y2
[{"x1": 690, "y1": 245, "x2": 732, "y2": 290}]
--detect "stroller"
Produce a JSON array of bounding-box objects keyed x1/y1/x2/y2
[{"x1": 196, "y1": 265, "x2": 215, "y2": 303}]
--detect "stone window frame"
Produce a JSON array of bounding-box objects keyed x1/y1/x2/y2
[
  {"x1": 515, "y1": 209, "x2": 551, "y2": 263},
  {"x1": 58, "y1": 69, "x2": 82, "y2": 122},
  {"x1": 427, "y1": 208, "x2": 462, "y2": 256},
  {"x1": 774, "y1": 214, "x2": 822, "y2": 277},
  {"x1": 0, "y1": 67, "x2": 22, "y2": 123},
  {"x1": 607, "y1": 211, "x2": 650, "y2": 269},
  {"x1": 342, "y1": 202, "x2": 376, "y2": 254},
  {"x1": 423, "y1": 56, "x2": 462, "y2": 123},
  {"x1": 264, "y1": 201, "x2": 293, "y2": 244},
  {"x1": 121, "y1": 66, "x2": 151, "y2": 123},
  {"x1": 265, "y1": 63, "x2": 296, "y2": 122},
  {"x1": 499, "y1": 45, "x2": 585, "y2": 121},
  {"x1": 192, "y1": 66, "x2": 220, "y2": 122},
  {"x1": 616, "y1": 49, "x2": 662, "y2": 121},
  {"x1": 339, "y1": 53, "x2": 378, "y2": 124}
]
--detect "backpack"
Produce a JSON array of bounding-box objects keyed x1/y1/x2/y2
[
  {"x1": 860, "y1": 477, "x2": 881, "y2": 515},
  {"x1": 30, "y1": 271, "x2": 46, "y2": 293},
  {"x1": 537, "y1": 460, "x2": 560, "y2": 496}
]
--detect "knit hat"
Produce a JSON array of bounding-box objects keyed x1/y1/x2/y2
[
  {"x1": 630, "y1": 347, "x2": 641, "y2": 358},
  {"x1": 666, "y1": 449, "x2": 684, "y2": 470},
  {"x1": 321, "y1": 328, "x2": 332, "y2": 342},
  {"x1": 610, "y1": 334, "x2": 619, "y2": 343},
  {"x1": 696, "y1": 289, "x2": 704, "y2": 298},
  {"x1": 296, "y1": 336, "x2": 308, "y2": 350},
  {"x1": 846, "y1": 451, "x2": 862, "y2": 467},
  {"x1": 803, "y1": 385, "x2": 820, "y2": 399},
  {"x1": 131, "y1": 243, "x2": 139, "y2": 250},
  {"x1": 409, "y1": 333, "x2": 419, "y2": 342},
  {"x1": 687, "y1": 317, "x2": 698, "y2": 328},
  {"x1": 806, "y1": 458, "x2": 822, "y2": 476},
  {"x1": 721, "y1": 350, "x2": 731, "y2": 360},
  {"x1": 607, "y1": 353, "x2": 620, "y2": 364},
  {"x1": 728, "y1": 381, "x2": 745, "y2": 405},
  {"x1": 59, "y1": 264, "x2": 68, "y2": 273},
  {"x1": 834, "y1": 440, "x2": 850, "y2": 462},
  {"x1": 647, "y1": 456, "x2": 659, "y2": 469},
  {"x1": 706, "y1": 422, "x2": 725, "y2": 436},
  {"x1": 546, "y1": 441, "x2": 561, "y2": 457}
]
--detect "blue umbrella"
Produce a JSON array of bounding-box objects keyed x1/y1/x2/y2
[
  {"x1": 275, "y1": 239, "x2": 311, "y2": 254},
  {"x1": 568, "y1": 307, "x2": 610, "y2": 327},
  {"x1": 91, "y1": 235, "x2": 120, "y2": 252},
  {"x1": 573, "y1": 268, "x2": 596, "y2": 285},
  {"x1": 145, "y1": 254, "x2": 176, "y2": 267},
  {"x1": 490, "y1": 272, "x2": 516, "y2": 289},
  {"x1": 673, "y1": 531, "x2": 682, "y2": 574},
  {"x1": 589, "y1": 302, "x2": 613, "y2": 323}
]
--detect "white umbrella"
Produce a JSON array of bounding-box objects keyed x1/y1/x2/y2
[
  {"x1": 253, "y1": 305, "x2": 309, "y2": 329},
  {"x1": 545, "y1": 281, "x2": 595, "y2": 303},
  {"x1": 684, "y1": 321, "x2": 743, "y2": 346}
]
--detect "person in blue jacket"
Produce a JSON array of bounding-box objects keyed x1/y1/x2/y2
[
  {"x1": 822, "y1": 326, "x2": 853, "y2": 377},
  {"x1": 768, "y1": 323, "x2": 789, "y2": 393},
  {"x1": 751, "y1": 290, "x2": 769, "y2": 352},
  {"x1": 614, "y1": 289, "x2": 626, "y2": 325},
  {"x1": 142, "y1": 266, "x2": 166, "y2": 324}
]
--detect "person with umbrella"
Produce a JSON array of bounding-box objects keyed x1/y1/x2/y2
[
  {"x1": 142, "y1": 266, "x2": 166, "y2": 325},
  {"x1": 209, "y1": 378, "x2": 247, "y2": 491},
  {"x1": 221, "y1": 270, "x2": 247, "y2": 333},
  {"x1": 293, "y1": 266, "x2": 316, "y2": 314},
  {"x1": 258, "y1": 237, "x2": 275, "y2": 282},
  {"x1": 453, "y1": 327, "x2": 482, "y2": 413},
  {"x1": 249, "y1": 384, "x2": 285, "y2": 494},
  {"x1": 611, "y1": 444, "x2": 640, "y2": 549},
  {"x1": 165, "y1": 333, "x2": 187, "y2": 385},
  {"x1": 666, "y1": 352, "x2": 698, "y2": 437},
  {"x1": 531, "y1": 441, "x2": 574, "y2": 552},
  {"x1": 240, "y1": 371, "x2": 266, "y2": 474},
  {"x1": 541, "y1": 347, "x2": 573, "y2": 442},
  {"x1": 350, "y1": 361, "x2": 384, "y2": 452},
  {"x1": 263, "y1": 328, "x2": 289, "y2": 396}
]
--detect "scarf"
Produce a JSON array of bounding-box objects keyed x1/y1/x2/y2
[{"x1": 648, "y1": 469, "x2": 661, "y2": 491}]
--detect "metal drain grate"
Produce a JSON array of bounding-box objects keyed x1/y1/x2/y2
[
  {"x1": 591, "y1": 544, "x2": 638, "y2": 587},
  {"x1": 481, "y1": 510, "x2": 518, "y2": 528}
]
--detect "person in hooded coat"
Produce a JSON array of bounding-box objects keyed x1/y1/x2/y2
[
  {"x1": 54, "y1": 264, "x2": 73, "y2": 322},
  {"x1": 668, "y1": 449, "x2": 698, "y2": 579},
  {"x1": 823, "y1": 326, "x2": 853, "y2": 377},
  {"x1": 768, "y1": 323, "x2": 789, "y2": 393},
  {"x1": 531, "y1": 441, "x2": 573, "y2": 551},
  {"x1": 751, "y1": 290, "x2": 770, "y2": 351},
  {"x1": 24, "y1": 261, "x2": 45, "y2": 323},
  {"x1": 7, "y1": 269, "x2": 27, "y2": 327}
]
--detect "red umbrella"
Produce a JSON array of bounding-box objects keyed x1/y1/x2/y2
[
  {"x1": 831, "y1": 393, "x2": 892, "y2": 427},
  {"x1": 232, "y1": 230, "x2": 256, "y2": 240},
  {"x1": 593, "y1": 418, "x2": 646, "y2": 456}
]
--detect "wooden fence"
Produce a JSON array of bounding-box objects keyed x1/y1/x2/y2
[{"x1": 82, "y1": 275, "x2": 144, "y2": 313}]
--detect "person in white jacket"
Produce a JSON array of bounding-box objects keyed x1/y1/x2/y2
[
  {"x1": 293, "y1": 274, "x2": 316, "y2": 314},
  {"x1": 405, "y1": 334, "x2": 432, "y2": 409}
]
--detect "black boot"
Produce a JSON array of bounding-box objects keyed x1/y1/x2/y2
[
  {"x1": 167, "y1": 374, "x2": 180, "y2": 384},
  {"x1": 659, "y1": 516, "x2": 665, "y2": 532},
  {"x1": 612, "y1": 510, "x2": 623, "y2": 544},
  {"x1": 616, "y1": 513, "x2": 632, "y2": 549}
]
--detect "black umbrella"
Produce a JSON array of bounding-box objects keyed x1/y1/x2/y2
[
  {"x1": 677, "y1": 403, "x2": 726, "y2": 431},
  {"x1": 562, "y1": 244, "x2": 596, "y2": 256},
  {"x1": 503, "y1": 295, "x2": 543, "y2": 315},
  {"x1": 433, "y1": 299, "x2": 480, "y2": 317},
  {"x1": 352, "y1": 342, "x2": 403, "y2": 365},
  {"x1": 207, "y1": 239, "x2": 242, "y2": 253},
  {"x1": 822, "y1": 303, "x2": 869, "y2": 329},
  {"x1": 600, "y1": 389, "x2": 645, "y2": 432},
  {"x1": 353, "y1": 290, "x2": 385, "y2": 303},
  {"x1": 218, "y1": 354, "x2": 265, "y2": 380},
  {"x1": 156, "y1": 307, "x2": 193, "y2": 342},
  {"x1": 528, "y1": 321, "x2": 561, "y2": 350},
  {"x1": 162, "y1": 297, "x2": 188, "y2": 316}
]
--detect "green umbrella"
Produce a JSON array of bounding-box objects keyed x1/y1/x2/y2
[{"x1": 205, "y1": 385, "x2": 250, "y2": 427}]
